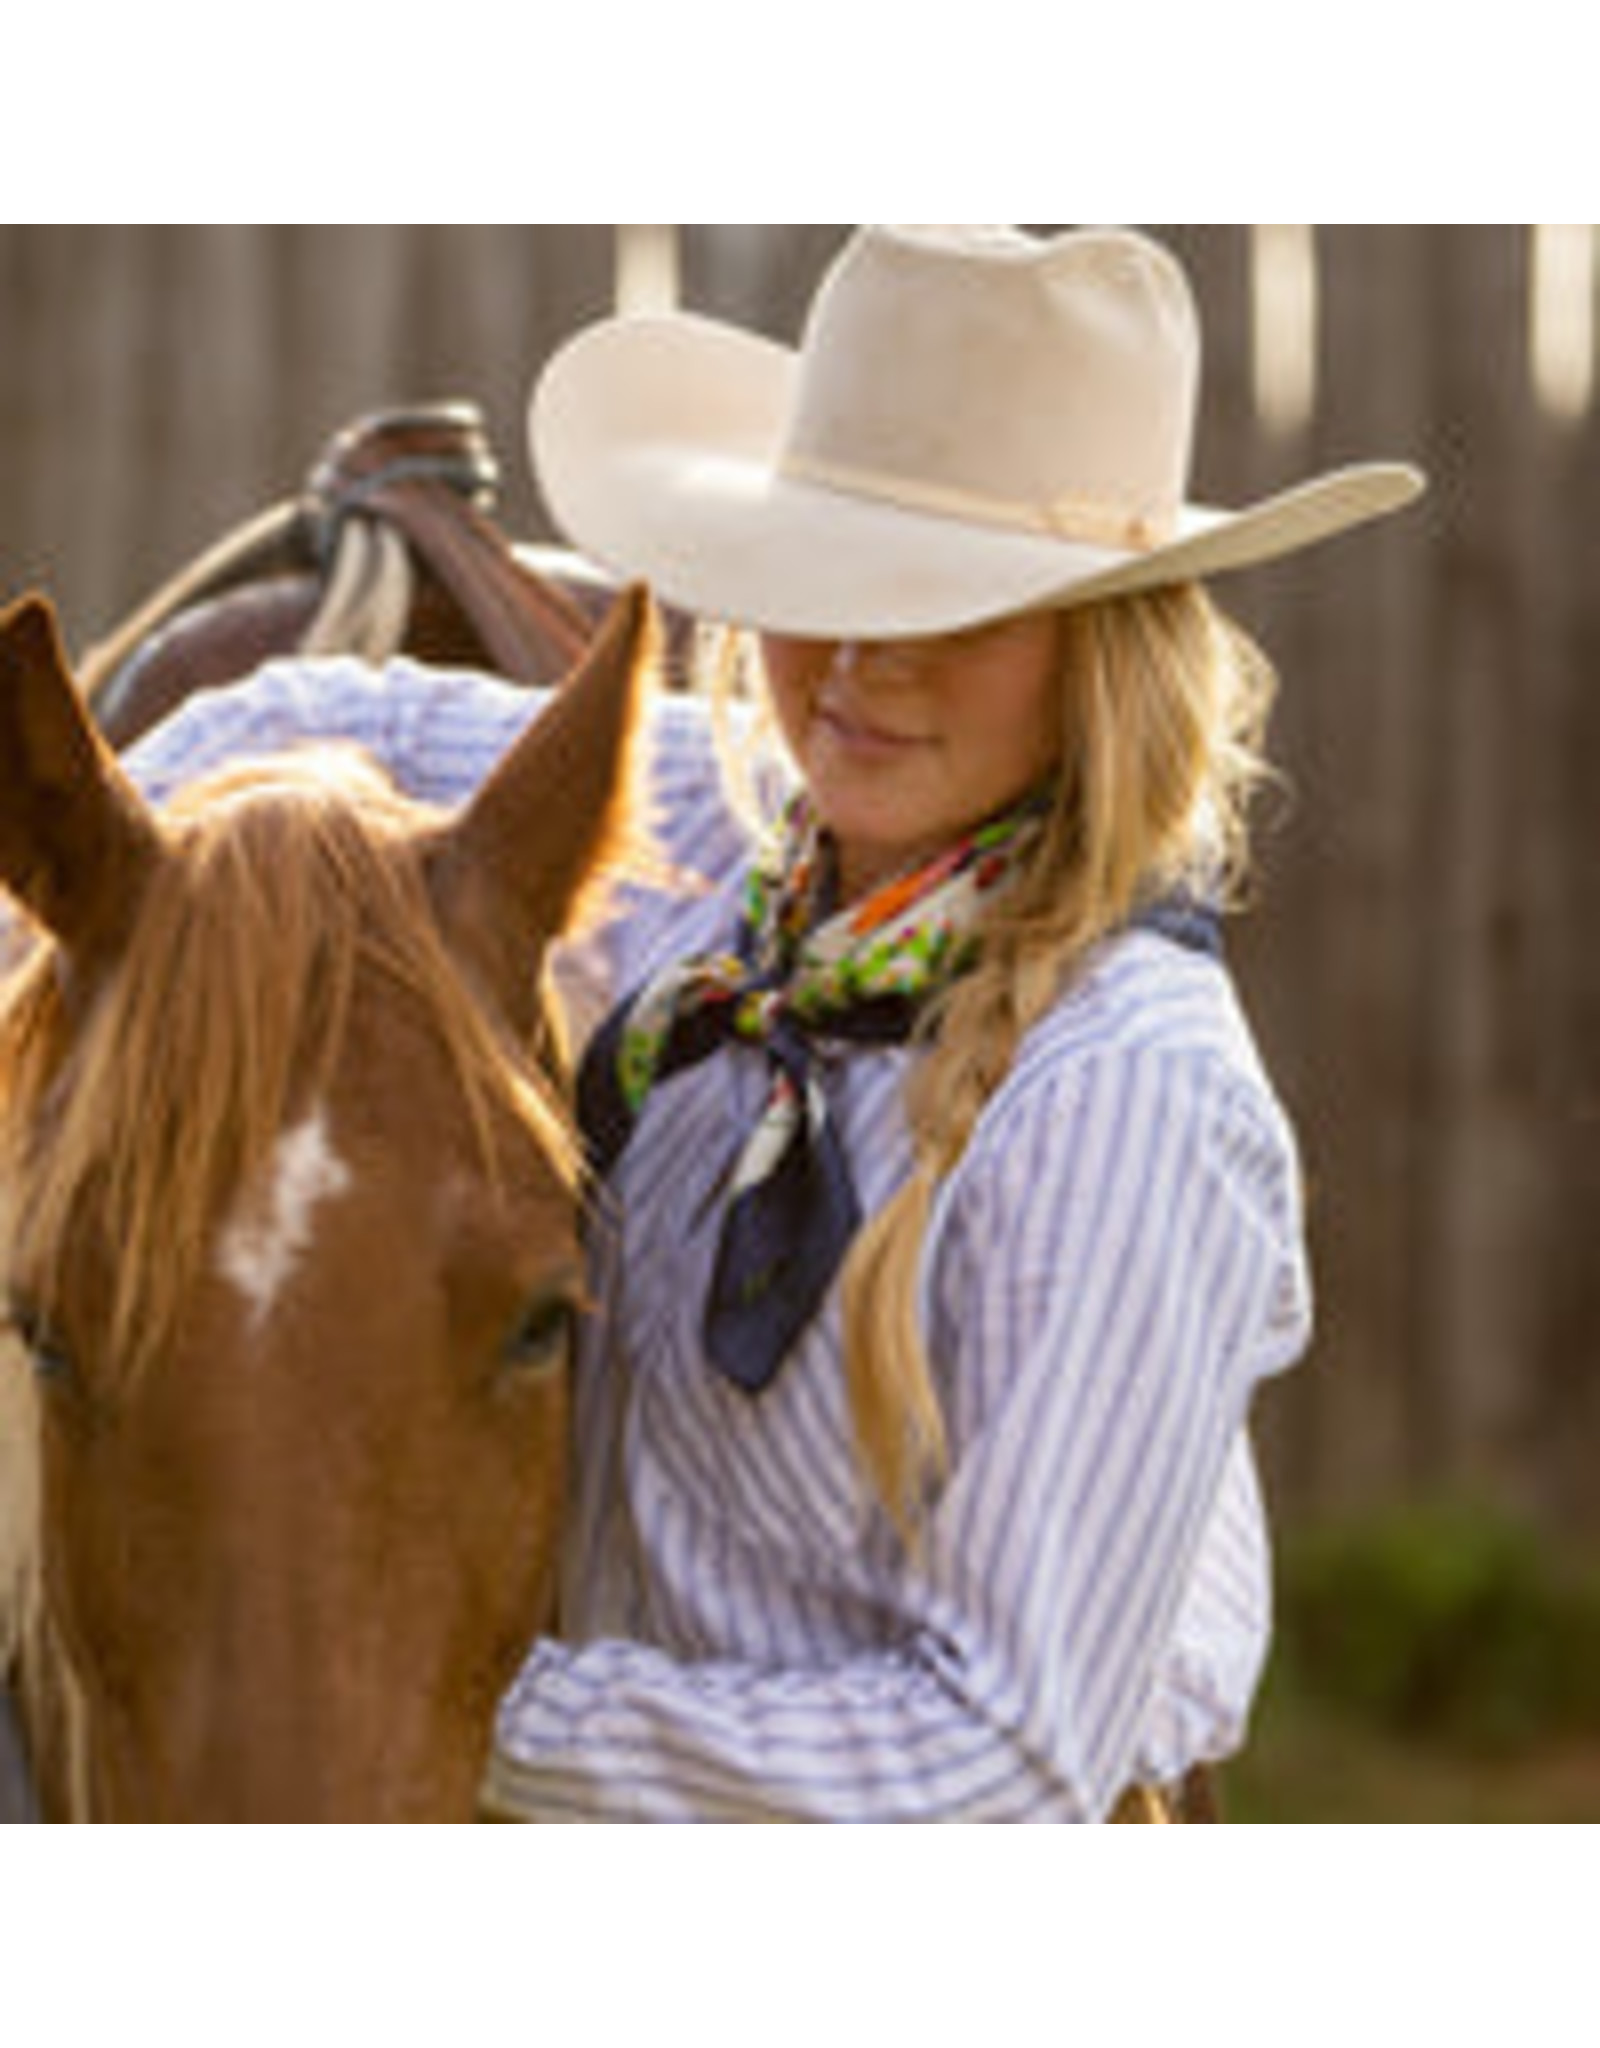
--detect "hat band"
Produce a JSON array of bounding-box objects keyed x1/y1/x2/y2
[{"x1": 779, "y1": 448, "x2": 1173, "y2": 552}]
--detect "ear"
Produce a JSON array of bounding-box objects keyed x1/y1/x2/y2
[
  {"x1": 0, "y1": 592, "x2": 163, "y2": 962},
  {"x1": 429, "y1": 583, "x2": 653, "y2": 1029}
]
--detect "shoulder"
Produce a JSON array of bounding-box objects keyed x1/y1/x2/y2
[
  {"x1": 996, "y1": 928, "x2": 1297, "y2": 1178},
  {"x1": 629, "y1": 690, "x2": 775, "y2": 885},
  {"x1": 1010, "y1": 929, "x2": 1277, "y2": 1098},
  {"x1": 975, "y1": 929, "x2": 1295, "y2": 1188},
  {"x1": 931, "y1": 930, "x2": 1310, "y2": 1372}
]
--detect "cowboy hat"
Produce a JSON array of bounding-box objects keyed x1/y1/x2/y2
[{"x1": 529, "y1": 224, "x2": 1424, "y2": 641}]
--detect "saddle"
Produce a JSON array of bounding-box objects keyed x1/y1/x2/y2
[{"x1": 81, "y1": 403, "x2": 630, "y2": 749}]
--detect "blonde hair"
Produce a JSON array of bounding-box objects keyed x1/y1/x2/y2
[{"x1": 831, "y1": 583, "x2": 1278, "y2": 1533}]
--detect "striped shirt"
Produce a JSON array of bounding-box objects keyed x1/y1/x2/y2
[{"x1": 128, "y1": 655, "x2": 1313, "y2": 1823}]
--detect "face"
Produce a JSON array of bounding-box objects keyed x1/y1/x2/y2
[
  {"x1": 0, "y1": 586, "x2": 647, "y2": 1821},
  {"x1": 33, "y1": 995, "x2": 577, "y2": 1823},
  {"x1": 760, "y1": 612, "x2": 1065, "y2": 898}
]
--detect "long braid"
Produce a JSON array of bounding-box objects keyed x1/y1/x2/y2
[{"x1": 841, "y1": 583, "x2": 1276, "y2": 1534}]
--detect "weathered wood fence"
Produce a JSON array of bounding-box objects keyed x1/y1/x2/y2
[{"x1": 0, "y1": 226, "x2": 1594, "y2": 1543}]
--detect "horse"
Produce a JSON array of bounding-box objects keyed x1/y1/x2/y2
[
  {"x1": 0, "y1": 580, "x2": 649, "y2": 1820},
  {"x1": 0, "y1": 400, "x2": 1218, "y2": 1825}
]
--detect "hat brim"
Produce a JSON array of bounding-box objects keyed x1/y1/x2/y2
[{"x1": 530, "y1": 312, "x2": 1424, "y2": 642}]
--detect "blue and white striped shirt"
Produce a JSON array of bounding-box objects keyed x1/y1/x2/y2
[{"x1": 128, "y1": 655, "x2": 1312, "y2": 1823}]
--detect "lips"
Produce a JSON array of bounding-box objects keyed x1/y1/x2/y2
[{"x1": 815, "y1": 692, "x2": 930, "y2": 755}]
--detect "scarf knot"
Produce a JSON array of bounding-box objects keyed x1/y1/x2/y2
[
  {"x1": 577, "y1": 791, "x2": 1220, "y2": 1395},
  {"x1": 578, "y1": 794, "x2": 1047, "y2": 1391}
]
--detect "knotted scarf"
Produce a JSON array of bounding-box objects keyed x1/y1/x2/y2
[
  {"x1": 578, "y1": 795, "x2": 1051, "y2": 1392},
  {"x1": 578, "y1": 794, "x2": 1220, "y2": 1394}
]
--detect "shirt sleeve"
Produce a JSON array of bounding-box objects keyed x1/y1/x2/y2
[
  {"x1": 120, "y1": 655, "x2": 764, "y2": 1042},
  {"x1": 486, "y1": 1036, "x2": 1311, "y2": 1822},
  {"x1": 120, "y1": 653, "x2": 541, "y2": 810}
]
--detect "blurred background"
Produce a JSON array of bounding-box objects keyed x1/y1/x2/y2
[{"x1": 0, "y1": 224, "x2": 1595, "y2": 1818}]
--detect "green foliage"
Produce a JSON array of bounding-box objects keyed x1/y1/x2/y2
[{"x1": 1273, "y1": 1500, "x2": 1600, "y2": 1754}]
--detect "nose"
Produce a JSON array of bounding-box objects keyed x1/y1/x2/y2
[{"x1": 828, "y1": 639, "x2": 917, "y2": 689}]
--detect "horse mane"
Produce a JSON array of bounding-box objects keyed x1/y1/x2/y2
[{"x1": 0, "y1": 745, "x2": 578, "y2": 1402}]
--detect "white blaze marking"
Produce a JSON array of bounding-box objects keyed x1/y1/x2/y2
[{"x1": 217, "y1": 1110, "x2": 353, "y2": 1331}]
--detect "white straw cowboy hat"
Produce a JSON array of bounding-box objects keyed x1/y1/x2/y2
[{"x1": 530, "y1": 224, "x2": 1424, "y2": 641}]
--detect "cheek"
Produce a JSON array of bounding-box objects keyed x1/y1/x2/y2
[
  {"x1": 466, "y1": 1366, "x2": 570, "y2": 1658},
  {"x1": 37, "y1": 1387, "x2": 205, "y2": 1715},
  {"x1": 970, "y1": 659, "x2": 1066, "y2": 793},
  {"x1": 757, "y1": 637, "x2": 823, "y2": 753},
  {"x1": 1014, "y1": 682, "x2": 1066, "y2": 783},
  {"x1": 938, "y1": 691, "x2": 1059, "y2": 818},
  {"x1": 427, "y1": 1180, "x2": 581, "y2": 1666}
]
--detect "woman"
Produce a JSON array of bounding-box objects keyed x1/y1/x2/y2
[{"x1": 132, "y1": 225, "x2": 1422, "y2": 1820}]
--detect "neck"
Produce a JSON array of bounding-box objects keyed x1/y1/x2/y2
[{"x1": 819, "y1": 787, "x2": 1055, "y2": 914}]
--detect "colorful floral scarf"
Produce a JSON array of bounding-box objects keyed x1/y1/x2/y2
[{"x1": 577, "y1": 792, "x2": 1049, "y2": 1392}]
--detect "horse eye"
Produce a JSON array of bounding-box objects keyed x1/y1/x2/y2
[
  {"x1": 4, "y1": 1297, "x2": 75, "y2": 1387},
  {"x1": 501, "y1": 1291, "x2": 575, "y2": 1376}
]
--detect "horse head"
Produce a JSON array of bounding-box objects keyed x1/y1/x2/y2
[{"x1": 0, "y1": 587, "x2": 648, "y2": 1819}]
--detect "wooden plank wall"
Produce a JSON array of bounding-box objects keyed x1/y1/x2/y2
[
  {"x1": 0, "y1": 225, "x2": 1592, "y2": 1541},
  {"x1": 0, "y1": 227, "x2": 617, "y2": 632},
  {"x1": 1152, "y1": 226, "x2": 1598, "y2": 1540}
]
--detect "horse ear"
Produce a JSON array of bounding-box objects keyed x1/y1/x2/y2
[
  {"x1": 431, "y1": 583, "x2": 653, "y2": 1024},
  {"x1": 0, "y1": 592, "x2": 162, "y2": 961}
]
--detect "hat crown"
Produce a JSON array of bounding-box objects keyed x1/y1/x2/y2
[
  {"x1": 781, "y1": 224, "x2": 1202, "y2": 548},
  {"x1": 529, "y1": 222, "x2": 1421, "y2": 641}
]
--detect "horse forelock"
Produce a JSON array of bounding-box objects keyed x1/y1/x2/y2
[{"x1": 0, "y1": 744, "x2": 579, "y2": 1398}]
